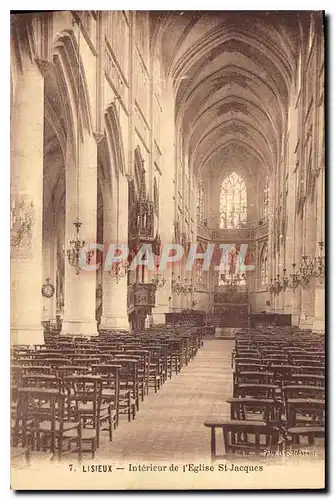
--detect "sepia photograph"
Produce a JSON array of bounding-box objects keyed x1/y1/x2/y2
[{"x1": 10, "y1": 9, "x2": 326, "y2": 490}]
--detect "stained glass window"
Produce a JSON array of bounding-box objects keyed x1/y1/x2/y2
[
  {"x1": 220, "y1": 172, "x2": 247, "y2": 229},
  {"x1": 197, "y1": 178, "x2": 205, "y2": 224},
  {"x1": 263, "y1": 175, "x2": 269, "y2": 220},
  {"x1": 260, "y1": 244, "x2": 268, "y2": 286}
]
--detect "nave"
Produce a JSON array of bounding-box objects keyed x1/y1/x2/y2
[
  {"x1": 95, "y1": 339, "x2": 233, "y2": 462},
  {"x1": 12, "y1": 325, "x2": 324, "y2": 469}
]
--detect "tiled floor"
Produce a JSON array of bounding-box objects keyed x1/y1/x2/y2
[{"x1": 96, "y1": 339, "x2": 234, "y2": 461}]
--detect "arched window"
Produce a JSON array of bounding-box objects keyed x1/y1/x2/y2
[
  {"x1": 263, "y1": 175, "x2": 269, "y2": 220},
  {"x1": 220, "y1": 172, "x2": 247, "y2": 229},
  {"x1": 197, "y1": 178, "x2": 205, "y2": 224},
  {"x1": 260, "y1": 244, "x2": 268, "y2": 287}
]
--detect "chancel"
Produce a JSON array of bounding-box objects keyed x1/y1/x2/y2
[{"x1": 10, "y1": 11, "x2": 325, "y2": 485}]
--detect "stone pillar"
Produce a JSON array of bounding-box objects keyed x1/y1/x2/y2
[
  {"x1": 299, "y1": 197, "x2": 316, "y2": 329},
  {"x1": 62, "y1": 134, "x2": 98, "y2": 336},
  {"x1": 11, "y1": 58, "x2": 45, "y2": 346},
  {"x1": 100, "y1": 175, "x2": 129, "y2": 331},
  {"x1": 313, "y1": 169, "x2": 325, "y2": 332},
  {"x1": 42, "y1": 209, "x2": 56, "y2": 321},
  {"x1": 313, "y1": 281, "x2": 325, "y2": 332},
  {"x1": 152, "y1": 278, "x2": 171, "y2": 326}
]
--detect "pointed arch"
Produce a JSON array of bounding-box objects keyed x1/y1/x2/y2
[
  {"x1": 52, "y1": 29, "x2": 93, "y2": 147},
  {"x1": 105, "y1": 101, "x2": 126, "y2": 178}
]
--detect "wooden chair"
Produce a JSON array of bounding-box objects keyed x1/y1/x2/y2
[
  {"x1": 283, "y1": 385, "x2": 325, "y2": 407},
  {"x1": 234, "y1": 383, "x2": 279, "y2": 399},
  {"x1": 63, "y1": 375, "x2": 113, "y2": 455},
  {"x1": 286, "y1": 398, "x2": 325, "y2": 428},
  {"x1": 234, "y1": 371, "x2": 274, "y2": 386},
  {"x1": 122, "y1": 349, "x2": 150, "y2": 399},
  {"x1": 204, "y1": 420, "x2": 280, "y2": 461},
  {"x1": 227, "y1": 397, "x2": 283, "y2": 424},
  {"x1": 14, "y1": 387, "x2": 82, "y2": 461},
  {"x1": 145, "y1": 347, "x2": 162, "y2": 393},
  {"x1": 235, "y1": 362, "x2": 268, "y2": 373},
  {"x1": 91, "y1": 364, "x2": 120, "y2": 428},
  {"x1": 290, "y1": 373, "x2": 325, "y2": 387},
  {"x1": 93, "y1": 359, "x2": 133, "y2": 423},
  {"x1": 286, "y1": 399, "x2": 325, "y2": 447},
  {"x1": 57, "y1": 365, "x2": 90, "y2": 378},
  {"x1": 294, "y1": 365, "x2": 325, "y2": 375},
  {"x1": 20, "y1": 365, "x2": 53, "y2": 376},
  {"x1": 72, "y1": 357, "x2": 100, "y2": 368},
  {"x1": 21, "y1": 374, "x2": 62, "y2": 392}
]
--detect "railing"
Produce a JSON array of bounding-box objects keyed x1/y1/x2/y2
[
  {"x1": 165, "y1": 311, "x2": 206, "y2": 327},
  {"x1": 197, "y1": 224, "x2": 212, "y2": 240},
  {"x1": 196, "y1": 221, "x2": 269, "y2": 242},
  {"x1": 214, "y1": 290, "x2": 249, "y2": 304}
]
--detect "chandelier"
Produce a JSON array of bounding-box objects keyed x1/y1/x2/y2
[
  {"x1": 185, "y1": 277, "x2": 195, "y2": 295},
  {"x1": 299, "y1": 255, "x2": 314, "y2": 288},
  {"x1": 66, "y1": 220, "x2": 94, "y2": 275},
  {"x1": 286, "y1": 240, "x2": 325, "y2": 291},
  {"x1": 280, "y1": 268, "x2": 289, "y2": 292},
  {"x1": 171, "y1": 273, "x2": 185, "y2": 294},
  {"x1": 268, "y1": 274, "x2": 282, "y2": 296},
  {"x1": 315, "y1": 240, "x2": 325, "y2": 283},
  {"x1": 151, "y1": 265, "x2": 166, "y2": 289},
  {"x1": 289, "y1": 263, "x2": 301, "y2": 292},
  {"x1": 109, "y1": 261, "x2": 128, "y2": 283},
  {"x1": 220, "y1": 272, "x2": 246, "y2": 288}
]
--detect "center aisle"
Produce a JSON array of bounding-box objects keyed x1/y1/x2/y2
[{"x1": 97, "y1": 339, "x2": 234, "y2": 462}]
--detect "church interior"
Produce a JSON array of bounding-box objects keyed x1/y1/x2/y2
[{"x1": 11, "y1": 11, "x2": 325, "y2": 474}]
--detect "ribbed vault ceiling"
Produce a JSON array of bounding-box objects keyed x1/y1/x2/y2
[{"x1": 151, "y1": 11, "x2": 308, "y2": 178}]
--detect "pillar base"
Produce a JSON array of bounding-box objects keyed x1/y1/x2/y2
[
  {"x1": 100, "y1": 315, "x2": 129, "y2": 331},
  {"x1": 313, "y1": 318, "x2": 325, "y2": 333},
  {"x1": 11, "y1": 326, "x2": 44, "y2": 346},
  {"x1": 61, "y1": 319, "x2": 98, "y2": 336},
  {"x1": 299, "y1": 315, "x2": 314, "y2": 330},
  {"x1": 152, "y1": 312, "x2": 166, "y2": 326},
  {"x1": 291, "y1": 313, "x2": 301, "y2": 327}
]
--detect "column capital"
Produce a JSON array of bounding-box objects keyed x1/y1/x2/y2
[
  {"x1": 35, "y1": 57, "x2": 53, "y2": 77},
  {"x1": 93, "y1": 131, "x2": 106, "y2": 144},
  {"x1": 125, "y1": 173, "x2": 134, "y2": 183}
]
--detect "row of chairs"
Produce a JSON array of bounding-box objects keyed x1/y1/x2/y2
[
  {"x1": 205, "y1": 326, "x2": 325, "y2": 460},
  {"x1": 11, "y1": 326, "x2": 205, "y2": 464}
]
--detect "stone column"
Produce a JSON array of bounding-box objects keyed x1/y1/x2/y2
[
  {"x1": 42, "y1": 209, "x2": 56, "y2": 322},
  {"x1": 100, "y1": 175, "x2": 129, "y2": 331},
  {"x1": 313, "y1": 168, "x2": 325, "y2": 332},
  {"x1": 152, "y1": 280, "x2": 170, "y2": 326},
  {"x1": 313, "y1": 281, "x2": 325, "y2": 332},
  {"x1": 299, "y1": 197, "x2": 316, "y2": 329},
  {"x1": 11, "y1": 58, "x2": 45, "y2": 346},
  {"x1": 62, "y1": 134, "x2": 98, "y2": 336}
]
